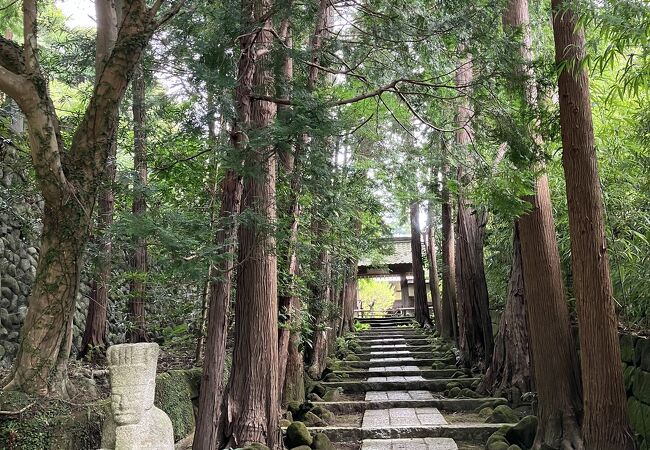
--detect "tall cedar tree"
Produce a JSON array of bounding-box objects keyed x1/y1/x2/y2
[
  {"x1": 426, "y1": 200, "x2": 443, "y2": 330},
  {"x1": 128, "y1": 58, "x2": 149, "y2": 343},
  {"x1": 218, "y1": 0, "x2": 281, "y2": 446},
  {"x1": 0, "y1": 0, "x2": 182, "y2": 396},
  {"x1": 80, "y1": 0, "x2": 120, "y2": 357},
  {"x1": 440, "y1": 140, "x2": 458, "y2": 340},
  {"x1": 410, "y1": 202, "x2": 432, "y2": 327},
  {"x1": 480, "y1": 0, "x2": 539, "y2": 399},
  {"x1": 454, "y1": 53, "x2": 494, "y2": 370},
  {"x1": 551, "y1": 1, "x2": 635, "y2": 448}
]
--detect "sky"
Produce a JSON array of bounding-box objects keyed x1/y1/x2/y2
[{"x1": 56, "y1": 0, "x2": 96, "y2": 29}]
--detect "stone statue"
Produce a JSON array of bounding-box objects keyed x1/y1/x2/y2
[{"x1": 99, "y1": 343, "x2": 174, "y2": 450}]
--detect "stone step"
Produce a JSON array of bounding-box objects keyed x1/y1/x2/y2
[
  {"x1": 321, "y1": 377, "x2": 478, "y2": 393},
  {"x1": 355, "y1": 350, "x2": 438, "y2": 360},
  {"x1": 362, "y1": 438, "x2": 458, "y2": 450},
  {"x1": 357, "y1": 326, "x2": 420, "y2": 332},
  {"x1": 344, "y1": 349, "x2": 456, "y2": 365},
  {"x1": 332, "y1": 368, "x2": 466, "y2": 379},
  {"x1": 303, "y1": 422, "x2": 509, "y2": 443},
  {"x1": 314, "y1": 397, "x2": 507, "y2": 414},
  {"x1": 345, "y1": 358, "x2": 452, "y2": 369},
  {"x1": 356, "y1": 334, "x2": 428, "y2": 340},
  {"x1": 357, "y1": 343, "x2": 433, "y2": 352},
  {"x1": 357, "y1": 318, "x2": 414, "y2": 323},
  {"x1": 358, "y1": 337, "x2": 432, "y2": 345}
]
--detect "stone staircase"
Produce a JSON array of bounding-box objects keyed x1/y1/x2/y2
[{"x1": 310, "y1": 317, "x2": 511, "y2": 449}]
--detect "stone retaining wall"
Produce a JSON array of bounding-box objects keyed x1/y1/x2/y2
[
  {"x1": 0, "y1": 138, "x2": 92, "y2": 367},
  {"x1": 621, "y1": 334, "x2": 650, "y2": 446}
]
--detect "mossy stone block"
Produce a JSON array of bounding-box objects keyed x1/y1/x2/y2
[
  {"x1": 505, "y1": 415, "x2": 538, "y2": 449},
  {"x1": 155, "y1": 369, "x2": 200, "y2": 442},
  {"x1": 621, "y1": 334, "x2": 637, "y2": 364},
  {"x1": 486, "y1": 405, "x2": 518, "y2": 424},
  {"x1": 632, "y1": 369, "x2": 650, "y2": 404},
  {"x1": 636, "y1": 338, "x2": 650, "y2": 371},
  {"x1": 628, "y1": 397, "x2": 650, "y2": 439},
  {"x1": 311, "y1": 432, "x2": 335, "y2": 450},
  {"x1": 242, "y1": 444, "x2": 270, "y2": 450},
  {"x1": 286, "y1": 421, "x2": 313, "y2": 447},
  {"x1": 300, "y1": 411, "x2": 326, "y2": 427}
]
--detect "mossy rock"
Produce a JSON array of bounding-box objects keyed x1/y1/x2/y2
[
  {"x1": 308, "y1": 382, "x2": 326, "y2": 398},
  {"x1": 471, "y1": 379, "x2": 481, "y2": 389},
  {"x1": 486, "y1": 429, "x2": 510, "y2": 450},
  {"x1": 345, "y1": 354, "x2": 360, "y2": 362},
  {"x1": 628, "y1": 397, "x2": 650, "y2": 437},
  {"x1": 505, "y1": 415, "x2": 538, "y2": 449},
  {"x1": 311, "y1": 405, "x2": 335, "y2": 425},
  {"x1": 486, "y1": 405, "x2": 518, "y2": 424},
  {"x1": 322, "y1": 388, "x2": 342, "y2": 402},
  {"x1": 290, "y1": 446, "x2": 312, "y2": 450},
  {"x1": 311, "y1": 432, "x2": 335, "y2": 450},
  {"x1": 446, "y1": 382, "x2": 461, "y2": 390},
  {"x1": 154, "y1": 369, "x2": 201, "y2": 442},
  {"x1": 623, "y1": 364, "x2": 638, "y2": 393},
  {"x1": 280, "y1": 419, "x2": 292, "y2": 427},
  {"x1": 300, "y1": 411, "x2": 327, "y2": 427},
  {"x1": 478, "y1": 407, "x2": 494, "y2": 418},
  {"x1": 632, "y1": 369, "x2": 650, "y2": 404},
  {"x1": 460, "y1": 388, "x2": 480, "y2": 398},
  {"x1": 620, "y1": 334, "x2": 637, "y2": 364},
  {"x1": 286, "y1": 421, "x2": 313, "y2": 447},
  {"x1": 241, "y1": 444, "x2": 270, "y2": 450},
  {"x1": 507, "y1": 446, "x2": 522, "y2": 450},
  {"x1": 636, "y1": 338, "x2": 650, "y2": 371},
  {"x1": 451, "y1": 371, "x2": 467, "y2": 379},
  {"x1": 448, "y1": 387, "x2": 461, "y2": 398}
]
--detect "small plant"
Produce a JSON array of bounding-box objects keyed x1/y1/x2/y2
[{"x1": 353, "y1": 321, "x2": 370, "y2": 332}]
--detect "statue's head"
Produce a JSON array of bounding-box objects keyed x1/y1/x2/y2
[{"x1": 106, "y1": 343, "x2": 159, "y2": 425}]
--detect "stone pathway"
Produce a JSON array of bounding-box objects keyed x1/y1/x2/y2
[
  {"x1": 309, "y1": 316, "x2": 510, "y2": 448},
  {"x1": 358, "y1": 319, "x2": 457, "y2": 450}
]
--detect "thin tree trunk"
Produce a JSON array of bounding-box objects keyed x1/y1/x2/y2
[
  {"x1": 410, "y1": 202, "x2": 432, "y2": 327},
  {"x1": 454, "y1": 53, "x2": 493, "y2": 369},
  {"x1": 194, "y1": 169, "x2": 242, "y2": 450},
  {"x1": 478, "y1": 223, "x2": 531, "y2": 399},
  {"x1": 551, "y1": 2, "x2": 635, "y2": 448},
  {"x1": 440, "y1": 156, "x2": 457, "y2": 340},
  {"x1": 128, "y1": 59, "x2": 148, "y2": 343},
  {"x1": 426, "y1": 200, "x2": 442, "y2": 330},
  {"x1": 218, "y1": 0, "x2": 280, "y2": 445},
  {"x1": 79, "y1": 0, "x2": 120, "y2": 359}
]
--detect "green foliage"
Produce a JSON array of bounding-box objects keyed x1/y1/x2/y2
[{"x1": 358, "y1": 279, "x2": 398, "y2": 314}]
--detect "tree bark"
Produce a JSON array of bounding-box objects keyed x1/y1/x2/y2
[
  {"x1": 440, "y1": 155, "x2": 457, "y2": 340},
  {"x1": 128, "y1": 59, "x2": 148, "y2": 343},
  {"x1": 194, "y1": 169, "x2": 242, "y2": 450},
  {"x1": 454, "y1": 53, "x2": 493, "y2": 370},
  {"x1": 410, "y1": 202, "x2": 432, "y2": 327},
  {"x1": 0, "y1": 0, "x2": 165, "y2": 395},
  {"x1": 478, "y1": 223, "x2": 532, "y2": 399},
  {"x1": 426, "y1": 200, "x2": 442, "y2": 330},
  {"x1": 551, "y1": 2, "x2": 635, "y2": 448},
  {"x1": 218, "y1": 0, "x2": 280, "y2": 446}
]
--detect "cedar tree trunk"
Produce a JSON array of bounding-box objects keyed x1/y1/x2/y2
[
  {"x1": 218, "y1": 0, "x2": 280, "y2": 446},
  {"x1": 440, "y1": 156, "x2": 457, "y2": 340},
  {"x1": 552, "y1": 2, "x2": 635, "y2": 448},
  {"x1": 410, "y1": 202, "x2": 432, "y2": 327},
  {"x1": 426, "y1": 200, "x2": 442, "y2": 330}
]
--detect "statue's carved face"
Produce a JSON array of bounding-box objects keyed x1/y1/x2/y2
[{"x1": 110, "y1": 381, "x2": 155, "y2": 425}]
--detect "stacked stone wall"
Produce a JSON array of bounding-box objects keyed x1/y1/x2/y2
[
  {"x1": 621, "y1": 334, "x2": 650, "y2": 446},
  {"x1": 0, "y1": 138, "x2": 92, "y2": 367}
]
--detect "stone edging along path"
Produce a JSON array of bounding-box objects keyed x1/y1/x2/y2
[{"x1": 303, "y1": 317, "x2": 515, "y2": 449}]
